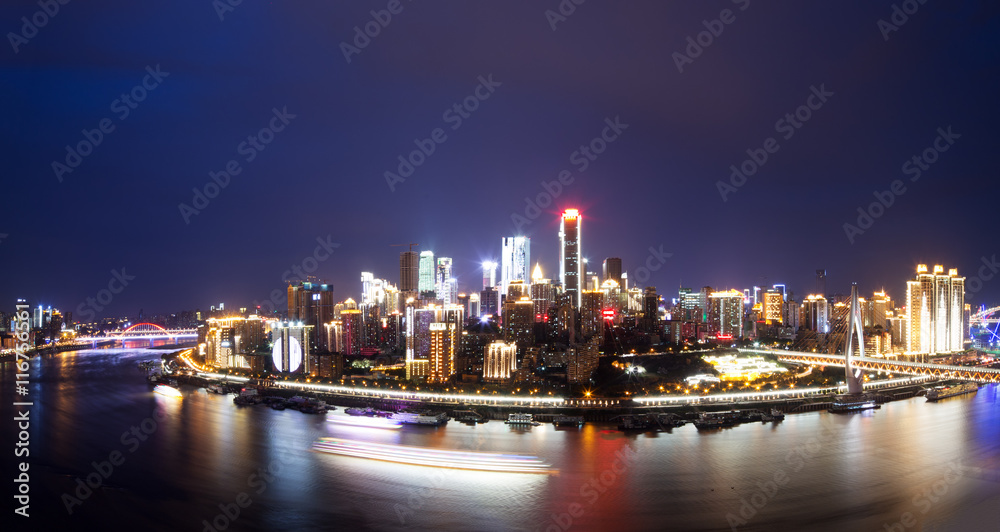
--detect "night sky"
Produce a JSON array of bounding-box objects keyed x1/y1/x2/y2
[{"x1": 3, "y1": 1, "x2": 999, "y2": 319}]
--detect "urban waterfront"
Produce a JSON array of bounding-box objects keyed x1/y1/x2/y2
[{"x1": 4, "y1": 348, "x2": 999, "y2": 531}]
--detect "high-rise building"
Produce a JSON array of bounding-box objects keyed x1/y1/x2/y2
[
  {"x1": 816, "y1": 269, "x2": 827, "y2": 297},
  {"x1": 418, "y1": 251, "x2": 436, "y2": 297},
  {"x1": 500, "y1": 237, "x2": 530, "y2": 297},
  {"x1": 580, "y1": 290, "x2": 605, "y2": 341},
  {"x1": 709, "y1": 289, "x2": 743, "y2": 338},
  {"x1": 530, "y1": 264, "x2": 555, "y2": 322},
  {"x1": 287, "y1": 280, "x2": 334, "y2": 352},
  {"x1": 566, "y1": 337, "x2": 600, "y2": 383},
  {"x1": 428, "y1": 322, "x2": 457, "y2": 384},
  {"x1": 801, "y1": 294, "x2": 830, "y2": 333},
  {"x1": 483, "y1": 341, "x2": 517, "y2": 382},
  {"x1": 399, "y1": 251, "x2": 419, "y2": 294},
  {"x1": 340, "y1": 308, "x2": 362, "y2": 355},
  {"x1": 559, "y1": 209, "x2": 583, "y2": 308},
  {"x1": 202, "y1": 316, "x2": 267, "y2": 369},
  {"x1": 502, "y1": 296, "x2": 535, "y2": 348},
  {"x1": 435, "y1": 257, "x2": 456, "y2": 305},
  {"x1": 603, "y1": 258, "x2": 622, "y2": 287},
  {"x1": 479, "y1": 287, "x2": 499, "y2": 317},
  {"x1": 906, "y1": 265, "x2": 965, "y2": 354},
  {"x1": 866, "y1": 290, "x2": 890, "y2": 329},
  {"x1": 482, "y1": 261, "x2": 497, "y2": 290},
  {"x1": 763, "y1": 290, "x2": 783, "y2": 325},
  {"x1": 271, "y1": 321, "x2": 312, "y2": 374}
]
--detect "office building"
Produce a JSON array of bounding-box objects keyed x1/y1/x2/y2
[
  {"x1": 500, "y1": 237, "x2": 530, "y2": 296},
  {"x1": 603, "y1": 257, "x2": 622, "y2": 287},
  {"x1": 502, "y1": 296, "x2": 535, "y2": 348},
  {"x1": 435, "y1": 257, "x2": 456, "y2": 304},
  {"x1": 530, "y1": 264, "x2": 555, "y2": 322},
  {"x1": 340, "y1": 308, "x2": 362, "y2": 355},
  {"x1": 580, "y1": 290, "x2": 605, "y2": 341},
  {"x1": 418, "y1": 250, "x2": 436, "y2": 297},
  {"x1": 482, "y1": 261, "x2": 497, "y2": 290},
  {"x1": 480, "y1": 287, "x2": 499, "y2": 317},
  {"x1": 559, "y1": 209, "x2": 583, "y2": 308}
]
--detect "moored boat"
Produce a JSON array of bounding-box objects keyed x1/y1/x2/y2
[
  {"x1": 505, "y1": 413, "x2": 540, "y2": 426},
  {"x1": 926, "y1": 382, "x2": 978, "y2": 402},
  {"x1": 390, "y1": 411, "x2": 449, "y2": 426}
]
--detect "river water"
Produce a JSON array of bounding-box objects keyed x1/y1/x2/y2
[{"x1": 3, "y1": 348, "x2": 999, "y2": 531}]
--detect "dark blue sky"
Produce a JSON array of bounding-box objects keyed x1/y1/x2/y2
[{"x1": 3, "y1": 0, "x2": 999, "y2": 318}]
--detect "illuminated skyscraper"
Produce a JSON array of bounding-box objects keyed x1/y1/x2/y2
[
  {"x1": 559, "y1": 209, "x2": 582, "y2": 308},
  {"x1": 906, "y1": 265, "x2": 965, "y2": 354},
  {"x1": 479, "y1": 287, "x2": 499, "y2": 317},
  {"x1": 801, "y1": 294, "x2": 830, "y2": 333},
  {"x1": 287, "y1": 280, "x2": 334, "y2": 352},
  {"x1": 763, "y1": 290, "x2": 783, "y2": 325},
  {"x1": 435, "y1": 257, "x2": 456, "y2": 304},
  {"x1": 530, "y1": 264, "x2": 554, "y2": 322},
  {"x1": 482, "y1": 261, "x2": 497, "y2": 290},
  {"x1": 709, "y1": 289, "x2": 743, "y2": 338},
  {"x1": 500, "y1": 237, "x2": 530, "y2": 297},
  {"x1": 603, "y1": 257, "x2": 622, "y2": 287},
  {"x1": 428, "y1": 322, "x2": 457, "y2": 384},
  {"x1": 502, "y1": 296, "x2": 535, "y2": 348},
  {"x1": 418, "y1": 251, "x2": 435, "y2": 297},
  {"x1": 340, "y1": 308, "x2": 362, "y2": 355}
]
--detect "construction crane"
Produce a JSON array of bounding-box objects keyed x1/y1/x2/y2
[{"x1": 390, "y1": 243, "x2": 419, "y2": 251}]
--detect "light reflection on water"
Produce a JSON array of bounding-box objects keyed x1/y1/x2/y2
[{"x1": 1, "y1": 348, "x2": 998, "y2": 531}]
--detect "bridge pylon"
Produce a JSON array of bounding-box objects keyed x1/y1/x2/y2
[{"x1": 844, "y1": 283, "x2": 865, "y2": 394}]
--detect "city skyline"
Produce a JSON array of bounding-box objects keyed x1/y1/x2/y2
[{"x1": 3, "y1": 3, "x2": 999, "y2": 318}]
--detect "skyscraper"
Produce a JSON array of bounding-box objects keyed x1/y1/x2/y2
[
  {"x1": 709, "y1": 289, "x2": 743, "y2": 338},
  {"x1": 763, "y1": 290, "x2": 783, "y2": 325},
  {"x1": 287, "y1": 280, "x2": 334, "y2": 352},
  {"x1": 428, "y1": 322, "x2": 457, "y2": 384},
  {"x1": 603, "y1": 257, "x2": 622, "y2": 287},
  {"x1": 399, "y1": 251, "x2": 419, "y2": 294},
  {"x1": 559, "y1": 209, "x2": 582, "y2": 308},
  {"x1": 816, "y1": 269, "x2": 827, "y2": 297},
  {"x1": 435, "y1": 257, "x2": 456, "y2": 304},
  {"x1": 418, "y1": 250, "x2": 435, "y2": 297},
  {"x1": 906, "y1": 265, "x2": 965, "y2": 354},
  {"x1": 530, "y1": 263, "x2": 554, "y2": 322},
  {"x1": 801, "y1": 294, "x2": 830, "y2": 333},
  {"x1": 482, "y1": 261, "x2": 497, "y2": 290},
  {"x1": 500, "y1": 237, "x2": 530, "y2": 296}
]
